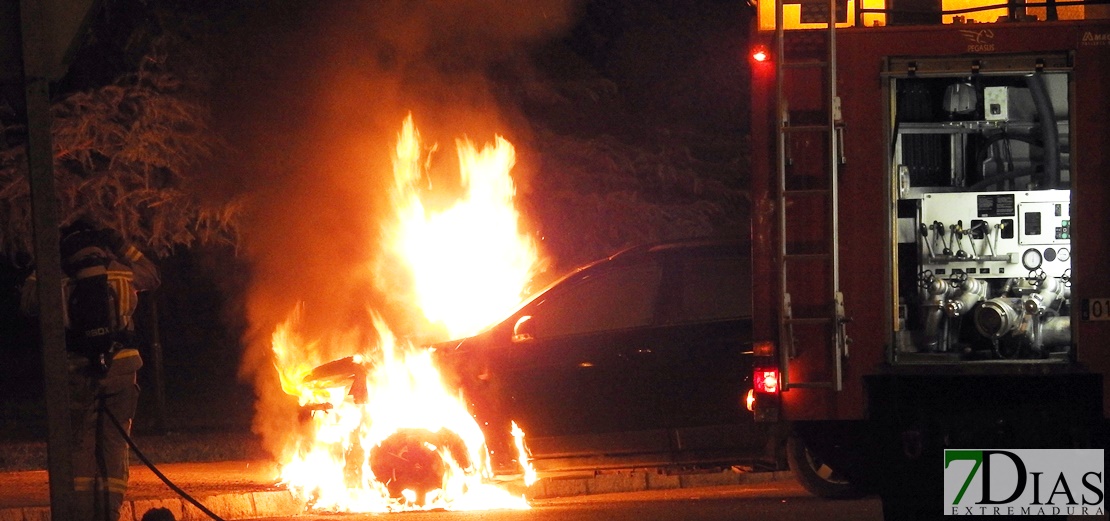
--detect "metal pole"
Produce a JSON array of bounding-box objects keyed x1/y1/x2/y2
[
  {"x1": 774, "y1": 0, "x2": 790, "y2": 391},
  {"x1": 19, "y1": 0, "x2": 74, "y2": 518},
  {"x1": 149, "y1": 291, "x2": 167, "y2": 433},
  {"x1": 829, "y1": 0, "x2": 843, "y2": 393}
]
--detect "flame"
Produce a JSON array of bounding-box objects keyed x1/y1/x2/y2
[
  {"x1": 511, "y1": 421, "x2": 537, "y2": 486},
  {"x1": 274, "y1": 314, "x2": 528, "y2": 512},
  {"x1": 270, "y1": 115, "x2": 541, "y2": 513},
  {"x1": 389, "y1": 114, "x2": 538, "y2": 338}
]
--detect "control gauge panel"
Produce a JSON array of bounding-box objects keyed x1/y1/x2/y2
[{"x1": 914, "y1": 190, "x2": 1071, "y2": 281}]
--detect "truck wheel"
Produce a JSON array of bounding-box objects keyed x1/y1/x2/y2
[{"x1": 787, "y1": 432, "x2": 865, "y2": 499}]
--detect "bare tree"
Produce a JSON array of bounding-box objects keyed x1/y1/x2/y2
[{"x1": 0, "y1": 53, "x2": 240, "y2": 260}]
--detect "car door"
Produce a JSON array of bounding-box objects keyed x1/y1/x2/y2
[
  {"x1": 652, "y1": 247, "x2": 766, "y2": 459},
  {"x1": 493, "y1": 256, "x2": 670, "y2": 459}
]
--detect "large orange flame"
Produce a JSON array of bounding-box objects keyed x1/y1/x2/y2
[
  {"x1": 389, "y1": 115, "x2": 538, "y2": 338},
  {"x1": 270, "y1": 115, "x2": 540, "y2": 512}
]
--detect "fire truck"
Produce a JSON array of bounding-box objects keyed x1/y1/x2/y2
[{"x1": 746, "y1": 0, "x2": 1110, "y2": 516}]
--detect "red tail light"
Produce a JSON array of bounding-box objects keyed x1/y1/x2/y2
[
  {"x1": 754, "y1": 369, "x2": 780, "y2": 394},
  {"x1": 751, "y1": 45, "x2": 770, "y2": 64}
]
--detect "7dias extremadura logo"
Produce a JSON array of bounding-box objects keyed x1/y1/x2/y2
[{"x1": 944, "y1": 449, "x2": 1104, "y2": 516}]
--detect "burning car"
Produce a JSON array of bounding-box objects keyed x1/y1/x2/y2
[
  {"x1": 289, "y1": 237, "x2": 765, "y2": 509},
  {"x1": 269, "y1": 115, "x2": 542, "y2": 513},
  {"x1": 268, "y1": 117, "x2": 762, "y2": 512}
]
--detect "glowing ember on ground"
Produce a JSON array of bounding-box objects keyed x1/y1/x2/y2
[{"x1": 269, "y1": 115, "x2": 540, "y2": 513}]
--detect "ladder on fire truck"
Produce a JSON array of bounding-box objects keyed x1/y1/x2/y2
[{"x1": 772, "y1": 0, "x2": 848, "y2": 391}]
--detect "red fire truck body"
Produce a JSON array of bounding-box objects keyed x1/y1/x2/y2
[{"x1": 748, "y1": 2, "x2": 1110, "y2": 513}]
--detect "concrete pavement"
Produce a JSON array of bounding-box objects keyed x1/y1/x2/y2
[
  {"x1": 0, "y1": 459, "x2": 793, "y2": 521},
  {"x1": 0, "y1": 460, "x2": 298, "y2": 521}
]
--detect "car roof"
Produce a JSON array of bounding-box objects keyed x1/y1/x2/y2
[
  {"x1": 435, "y1": 236, "x2": 749, "y2": 343},
  {"x1": 607, "y1": 235, "x2": 749, "y2": 261},
  {"x1": 515, "y1": 235, "x2": 749, "y2": 310}
]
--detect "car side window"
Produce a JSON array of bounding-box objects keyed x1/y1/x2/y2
[
  {"x1": 670, "y1": 255, "x2": 751, "y2": 323},
  {"x1": 531, "y1": 261, "x2": 662, "y2": 339}
]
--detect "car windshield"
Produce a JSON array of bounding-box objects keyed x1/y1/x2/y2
[
  {"x1": 458, "y1": 239, "x2": 750, "y2": 339},
  {"x1": 459, "y1": 258, "x2": 608, "y2": 338}
]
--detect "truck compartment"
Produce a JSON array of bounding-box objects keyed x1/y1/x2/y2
[{"x1": 889, "y1": 63, "x2": 1074, "y2": 364}]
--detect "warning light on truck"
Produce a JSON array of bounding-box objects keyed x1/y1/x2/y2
[
  {"x1": 754, "y1": 369, "x2": 780, "y2": 394},
  {"x1": 751, "y1": 46, "x2": 770, "y2": 63}
]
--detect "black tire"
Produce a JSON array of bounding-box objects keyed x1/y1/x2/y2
[{"x1": 786, "y1": 432, "x2": 865, "y2": 500}]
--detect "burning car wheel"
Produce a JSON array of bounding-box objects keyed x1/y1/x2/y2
[
  {"x1": 368, "y1": 427, "x2": 472, "y2": 506},
  {"x1": 787, "y1": 432, "x2": 864, "y2": 500}
]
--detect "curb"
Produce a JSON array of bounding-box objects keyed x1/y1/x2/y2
[
  {"x1": 0, "y1": 490, "x2": 305, "y2": 521},
  {"x1": 524, "y1": 469, "x2": 794, "y2": 500},
  {"x1": 121, "y1": 490, "x2": 306, "y2": 521},
  {"x1": 0, "y1": 469, "x2": 793, "y2": 520}
]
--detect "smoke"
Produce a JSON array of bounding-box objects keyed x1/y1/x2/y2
[{"x1": 209, "y1": 1, "x2": 579, "y2": 458}]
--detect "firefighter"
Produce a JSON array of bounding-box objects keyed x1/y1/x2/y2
[{"x1": 20, "y1": 219, "x2": 160, "y2": 521}]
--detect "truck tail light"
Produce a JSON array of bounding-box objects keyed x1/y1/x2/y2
[
  {"x1": 751, "y1": 45, "x2": 770, "y2": 64},
  {"x1": 754, "y1": 369, "x2": 780, "y2": 394},
  {"x1": 753, "y1": 340, "x2": 775, "y2": 357}
]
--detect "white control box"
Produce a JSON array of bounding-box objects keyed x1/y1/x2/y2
[{"x1": 984, "y1": 86, "x2": 1035, "y2": 122}]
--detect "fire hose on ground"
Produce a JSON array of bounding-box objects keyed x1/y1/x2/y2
[{"x1": 105, "y1": 407, "x2": 228, "y2": 521}]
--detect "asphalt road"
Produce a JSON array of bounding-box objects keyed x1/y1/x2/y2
[{"x1": 242, "y1": 480, "x2": 884, "y2": 521}]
